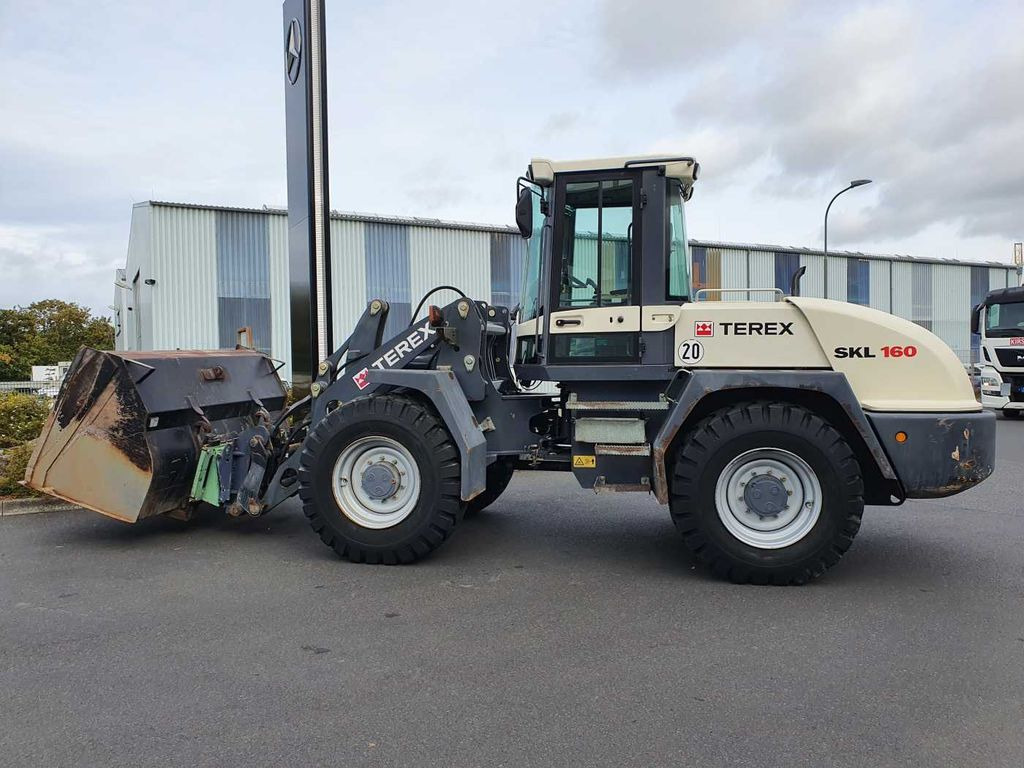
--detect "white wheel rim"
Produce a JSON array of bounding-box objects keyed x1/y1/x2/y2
[
  {"x1": 714, "y1": 447, "x2": 822, "y2": 549},
  {"x1": 331, "y1": 435, "x2": 421, "y2": 529}
]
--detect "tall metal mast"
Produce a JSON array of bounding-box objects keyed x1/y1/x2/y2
[{"x1": 283, "y1": 0, "x2": 333, "y2": 396}]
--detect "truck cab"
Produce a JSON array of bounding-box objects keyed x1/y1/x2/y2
[{"x1": 973, "y1": 286, "x2": 1024, "y2": 418}]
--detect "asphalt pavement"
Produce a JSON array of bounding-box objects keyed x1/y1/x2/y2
[{"x1": 2, "y1": 419, "x2": 1022, "y2": 767}]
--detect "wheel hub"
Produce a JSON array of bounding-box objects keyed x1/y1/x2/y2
[
  {"x1": 743, "y1": 473, "x2": 788, "y2": 518},
  {"x1": 714, "y1": 448, "x2": 822, "y2": 549},
  {"x1": 330, "y1": 436, "x2": 421, "y2": 529},
  {"x1": 361, "y1": 462, "x2": 400, "y2": 500}
]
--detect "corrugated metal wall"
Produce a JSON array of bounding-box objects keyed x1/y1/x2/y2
[
  {"x1": 489, "y1": 232, "x2": 527, "y2": 309},
  {"x1": 748, "y1": 250, "x2": 774, "y2": 297},
  {"x1": 267, "y1": 212, "x2": 291, "y2": 378},
  {"x1": 719, "y1": 248, "x2": 746, "y2": 291},
  {"x1": 363, "y1": 223, "x2": 411, "y2": 340},
  {"x1": 118, "y1": 205, "x2": 152, "y2": 351},
  {"x1": 911, "y1": 262, "x2": 932, "y2": 331},
  {"x1": 891, "y1": 261, "x2": 913, "y2": 321},
  {"x1": 932, "y1": 264, "x2": 970, "y2": 361},
  {"x1": 846, "y1": 258, "x2": 870, "y2": 305},
  {"x1": 410, "y1": 226, "x2": 492, "y2": 317},
  {"x1": 826, "y1": 256, "x2": 848, "y2": 301},
  {"x1": 774, "y1": 252, "x2": 800, "y2": 294},
  {"x1": 990, "y1": 267, "x2": 1010, "y2": 291},
  {"x1": 122, "y1": 204, "x2": 1020, "y2": 383},
  {"x1": 328, "y1": 219, "x2": 368, "y2": 354},
  {"x1": 799, "y1": 254, "x2": 825, "y2": 298},
  {"x1": 149, "y1": 205, "x2": 219, "y2": 350},
  {"x1": 868, "y1": 260, "x2": 891, "y2": 313},
  {"x1": 215, "y1": 210, "x2": 271, "y2": 354}
]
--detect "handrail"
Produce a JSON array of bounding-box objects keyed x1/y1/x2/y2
[{"x1": 694, "y1": 288, "x2": 785, "y2": 302}]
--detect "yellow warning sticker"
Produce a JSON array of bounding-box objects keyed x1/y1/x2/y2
[{"x1": 573, "y1": 455, "x2": 596, "y2": 468}]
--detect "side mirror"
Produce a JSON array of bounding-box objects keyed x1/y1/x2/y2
[
  {"x1": 970, "y1": 304, "x2": 982, "y2": 335},
  {"x1": 515, "y1": 187, "x2": 533, "y2": 238}
]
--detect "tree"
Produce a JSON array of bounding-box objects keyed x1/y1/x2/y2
[{"x1": 0, "y1": 300, "x2": 113, "y2": 380}]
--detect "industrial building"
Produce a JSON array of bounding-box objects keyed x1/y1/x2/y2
[{"x1": 114, "y1": 201, "x2": 1019, "y2": 383}]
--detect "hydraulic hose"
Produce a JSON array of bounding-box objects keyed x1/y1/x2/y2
[{"x1": 409, "y1": 285, "x2": 470, "y2": 325}]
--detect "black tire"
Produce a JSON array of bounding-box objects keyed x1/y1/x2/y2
[
  {"x1": 1002, "y1": 409, "x2": 1022, "y2": 419},
  {"x1": 298, "y1": 395, "x2": 464, "y2": 564},
  {"x1": 669, "y1": 402, "x2": 864, "y2": 585},
  {"x1": 464, "y1": 458, "x2": 516, "y2": 516}
]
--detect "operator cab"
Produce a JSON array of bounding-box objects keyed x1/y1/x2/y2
[{"x1": 513, "y1": 154, "x2": 699, "y2": 383}]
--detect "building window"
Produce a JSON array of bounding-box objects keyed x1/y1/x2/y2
[{"x1": 847, "y1": 258, "x2": 870, "y2": 305}]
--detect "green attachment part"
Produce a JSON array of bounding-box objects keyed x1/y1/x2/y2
[{"x1": 189, "y1": 443, "x2": 230, "y2": 506}]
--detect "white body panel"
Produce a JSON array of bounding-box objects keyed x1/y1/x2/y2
[
  {"x1": 549, "y1": 306, "x2": 641, "y2": 334},
  {"x1": 516, "y1": 297, "x2": 981, "y2": 413},
  {"x1": 672, "y1": 298, "x2": 977, "y2": 411}
]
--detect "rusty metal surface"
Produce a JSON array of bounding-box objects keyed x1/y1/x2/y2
[
  {"x1": 25, "y1": 347, "x2": 287, "y2": 523},
  {"x1": 868, "y1": 411, "x2": 996, "y2": 498},
  {"x1": 595, "y1": 443, "x2": 651, "y2": 456},
  {"x1": 566, "y1": 393, "x2": 669, "y2": 411},
  {"x1": 26, "y1": 349, "x2": 154, "y2": 522},
  {"x1": 116, "y1": 349, "x2": 268, "y2": 359},
  {"x1": 594, "y1": 477, "x2": 651, "y2": 493}
]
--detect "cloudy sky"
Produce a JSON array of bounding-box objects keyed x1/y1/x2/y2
[{"x1": 2, "y1": 0, "x2": 1021, "y2": 317}]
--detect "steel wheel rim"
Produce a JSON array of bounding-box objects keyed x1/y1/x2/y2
[
  {"x1": 331, "y1": 435, "x2": 421, "y2": 529},
  {"x1": 714, "y1": 447, "x2": 822, "y2": 549}
]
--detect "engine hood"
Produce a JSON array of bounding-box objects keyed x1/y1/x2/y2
[
  {"x1": 667, "y1": 298, "x2": 979, "y2": 413},
  {"x1": 788, "y1": 297, "x2": 979, "y2": 412}
]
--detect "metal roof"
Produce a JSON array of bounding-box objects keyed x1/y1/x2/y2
[
  {"x1": 138, "y1": 202, "x2": 1018, "y2": 270},
  {"x1": 142, "y1": 200, "x2": 520, "y2": 235}
]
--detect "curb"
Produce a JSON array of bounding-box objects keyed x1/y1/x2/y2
[{"x1": 0, "y1": 497, "x2": 79, "y2": 517}]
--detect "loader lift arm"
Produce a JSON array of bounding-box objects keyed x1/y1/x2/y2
[{"x1": 259, "y1": 295, "x2": 559, "y2": 511}]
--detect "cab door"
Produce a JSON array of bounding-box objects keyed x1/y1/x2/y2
[{"x1": 546, "y1": 172, "x2": 643, "y2": 364}]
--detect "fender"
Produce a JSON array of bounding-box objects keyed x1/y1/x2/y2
[
  {"x1": 366, "y1": 368, "x2": 487, "y2": 502},
  {"x1": 650, "y1": 369, "x2": 898, "y2": 505}
]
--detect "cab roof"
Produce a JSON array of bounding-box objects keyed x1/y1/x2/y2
[
  {"x1": 984, "y1": 286, "x2": 1024, "y2": 304},
  {"x1": 528, "y1": 154, "x2": 700, "y2": 191}
]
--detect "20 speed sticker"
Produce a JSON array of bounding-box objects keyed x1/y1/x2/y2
[{"x1": 677, "y1": 338, "x2": 705, "y2": 365}]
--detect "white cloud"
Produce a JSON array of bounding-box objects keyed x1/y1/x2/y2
[{"x1": 603, "y1": 0, "x2": 1024, "y2": 251}]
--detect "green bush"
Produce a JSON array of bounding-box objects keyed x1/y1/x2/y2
[
  {"x1": 0, "y1": 441, "x2": 38, "y2": 497},
  {"x1": 0, "y1": 391, "x2": 50, "y2": 450}
]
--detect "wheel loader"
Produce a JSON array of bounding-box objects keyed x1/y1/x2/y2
[{"x1": 24, "y1": 0, "x2": 995, "y2": 584}]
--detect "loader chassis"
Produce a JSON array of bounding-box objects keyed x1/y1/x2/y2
[
  {"x1": 25, "y1": 156, "x2": 997, "y2": 584},
  {"x1": 23, "y1": 1, "x2": 996, "y2": 584}
]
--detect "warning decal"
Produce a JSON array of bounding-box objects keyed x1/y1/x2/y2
[{"x1": 573, "y1": 455, "x2": 596, "y2": 468}]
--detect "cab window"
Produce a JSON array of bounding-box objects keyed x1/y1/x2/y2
[
  {"x1": 667, "y1": 180, "x2": 691, "y2": 301},
  {"x1": 557, "y1": 178, "x2": 635, "y2": 309}
]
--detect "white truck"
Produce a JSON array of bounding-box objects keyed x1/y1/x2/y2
[{"x1": 973, "y1": 286, "x2": 1024, "y2": 418}]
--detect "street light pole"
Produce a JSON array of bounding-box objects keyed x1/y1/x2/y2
[{"x1": 823, "y1": 179, "x2": 872, "y2": 299}]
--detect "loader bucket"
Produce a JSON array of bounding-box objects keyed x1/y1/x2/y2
[{"x1": 24, "y1": 347, "x2": 286, "y2": 523}]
